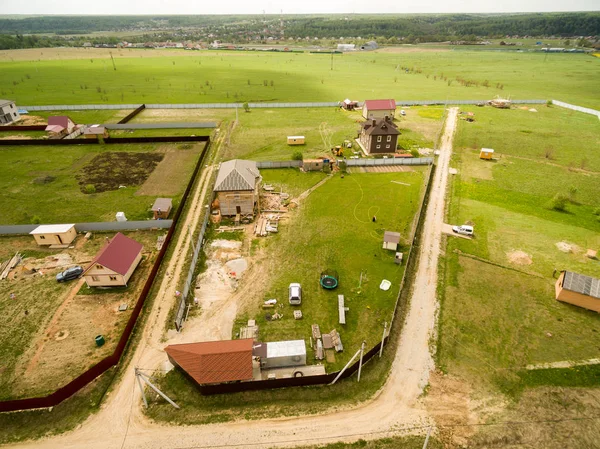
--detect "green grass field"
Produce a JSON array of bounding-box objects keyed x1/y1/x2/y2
[
  {"x1": 439, "y1": 106, "x2": 600, "y2": 398},
  {"x1": 0, "y1": 142, "x2": 204, "y2": 224},
  {"x1": 1, "y1": 48, "x2": 598, "y2": 108}
]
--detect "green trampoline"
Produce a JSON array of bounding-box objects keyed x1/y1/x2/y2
[{"x1": 320, "y1": 271, "x2": 339, "y2": 289}]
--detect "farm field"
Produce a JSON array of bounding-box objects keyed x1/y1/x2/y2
[
  {"x1": 0, "y1": 230, "x2": 161, "y2": 400},
  {"x1": 0, "y1": 47, "x2": 599, "y2": 109},
  {"x1": 0, "y1": 141, "x2": 205, "y2": 224},
  {"x1": 437, "y1": 106, "x2": 600, "y2": 446}
]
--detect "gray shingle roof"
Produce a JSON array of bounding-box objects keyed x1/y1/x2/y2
[
  {"x1": 214, "y1": 159, "x2": 260, "y2": 192},
  {"x1": 563, "y1": 271, "x2": 600, "y2": 299}
]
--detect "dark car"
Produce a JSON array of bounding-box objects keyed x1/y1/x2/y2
[{"x1": 56, "y1": 266, "x2": 83, "y2": 282}]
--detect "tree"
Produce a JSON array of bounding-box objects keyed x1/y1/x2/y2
[
  {"x1": 243, "y1": 102, "x2": 250, "y2": 113},
  {"x1": 550, "y1": 193, "x2": 568, "y2": 211},
  {"x1": 291, "y1": 151, "x2": 303, "y2": 161}
]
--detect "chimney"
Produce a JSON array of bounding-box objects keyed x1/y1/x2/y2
[{"x1": 372, "y1": 119, "x2": 376, "y2": 127}]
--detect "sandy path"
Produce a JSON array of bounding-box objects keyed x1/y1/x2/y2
[{"x1": 8, "y1": 109, "x2": 459, "y2": 449}]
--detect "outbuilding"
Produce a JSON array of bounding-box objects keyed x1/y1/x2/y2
[
  {"x1": 82, "y1": 232, "x2": 143, "y2": 287},
  {"x1": 480, "y1": 148, "x2": 494, "y2": 160},
  {"x1": 383, "y1": 231, "x2": 401, "y2": 251},
  {"x1": 83, "y1": 125, "x2": 108, "y2": 139},
  {"x1": 45, "y1": 116, "x2": 76, "y2": 137},
  {"x1": 254, "y1": 340, "x2": 307, "y2": 369},
  {"x1": 302, "y1": 159, "x2": 324, "y2": 172},
  {"x1": 287, "y1": 136, "x2": 305, "y2": 145},
  {"x1": 555, "y1": 271, "x2": 600, "y2": 313},
  {"x1": 29, "y1": 224, "x2": 77, "y2": 246},
  {"x1": 151, "y1": 197, "x2": 173, "y2": 219},
  {"x1": 362, "y1": 99, "x2": 396, "y2": 119},
  {"x1": 165, "y1": 339, "x2": 254, "y2": 385}
]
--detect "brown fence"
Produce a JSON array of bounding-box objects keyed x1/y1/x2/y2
[
  {"x1": 0, "y1": 138, "x2": 211, "y2": 413},
  {"x1": 117, "y1": 104, "x2": 145, "y2": 124},
  {"x1": 197, "y1": 163, "x2": 436, "y2": 395},
  {"x1": 0, "y1": 135, "x2": 209, "y2": 146},
  {"x1": 0, "y1": 125, "x2": 46, "y2": 131}
]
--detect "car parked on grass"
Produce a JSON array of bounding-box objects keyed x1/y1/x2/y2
[
  {"x1": 289, "y1": 283, "x2": 302, "y2": 305},
  {"x1": 56, "y1": 266, "x2": 83, "y2": 282},
  {"x1": 452, "y1": 225, "x2": 474, "y2": 236}
]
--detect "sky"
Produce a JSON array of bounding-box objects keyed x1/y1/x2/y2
[{"x1": 0, "y1": 0, "x2": 598, "y2": 15}]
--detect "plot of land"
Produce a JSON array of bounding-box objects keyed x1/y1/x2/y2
[{"x1": 0, "y1": 230, "x2": 160, "y2": 399}]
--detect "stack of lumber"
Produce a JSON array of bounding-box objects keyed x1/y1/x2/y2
[
  {"x1": 330, "y1": 329, "x2": 344, "y2": 352},
  {"x1": 0, "y1": 252, "x2": 22, "y2": 280}
]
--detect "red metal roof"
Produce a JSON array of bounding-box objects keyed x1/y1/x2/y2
[
  {"x1": 84, "y1": 232, "x2": 143, "y2": 276},
  {"x1": 364, "y1": 99, "x2": 396, "y2": 110},
  {"x1": 165, "y1": 339, "x2": 254, "y2": 385},
  {"x1": 48, "y1": 116, "x2": 74, "y2": 129}
]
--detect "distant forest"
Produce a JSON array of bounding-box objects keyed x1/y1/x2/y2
[{"x1": 0, "y1": 13, "x2": 598, "y2": 50}]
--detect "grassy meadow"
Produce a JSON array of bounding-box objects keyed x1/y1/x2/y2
[
  {"x1": 438, "y1": 105, "x2": 600, "y2": 398},
  {"x1": 0, "y1": 48, "x2": 599, "y2": 108}
]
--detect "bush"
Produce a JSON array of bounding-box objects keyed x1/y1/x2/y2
[
  {"x1": 31, "y1": 216, "x2": 41, "y2": 224},
  {"x1": 291, "y1": 151, "x2": 303, "y2": 161},
  {"x1": 593, "y1": 207, "x2": 600, "y2": 216},
  {"x1": 550, "y1": 193, "x2": 568, "y2": 211},
  {"x1": 84, "y1": 184, "x2": 96, "y2": 194},
  {"x1": 410, "y1": 149, "x2": 420, "y2": 158}
]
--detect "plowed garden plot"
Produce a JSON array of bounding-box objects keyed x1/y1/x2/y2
[{"x1": 77, "y1": 152, "x2": 163, "y2": 193}]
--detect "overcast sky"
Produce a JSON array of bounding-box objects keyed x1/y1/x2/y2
[{"x1": 1, "y1": 0, "x2": 598, "y2": 15}]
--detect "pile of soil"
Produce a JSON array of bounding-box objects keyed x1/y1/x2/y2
[
  {"x1": 77, "y1": 152, "x2": 163, "y2": 193},
  {"x1": 555, "y1": 241, "x2": 577, "y2": 253},
  {"x1": 507, "y1": 250, "x2": 533, "y2": 265}
]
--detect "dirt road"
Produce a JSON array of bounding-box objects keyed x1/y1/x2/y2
[{"x1": 9, "y1": 109, "x2": 459, "y2": 449}]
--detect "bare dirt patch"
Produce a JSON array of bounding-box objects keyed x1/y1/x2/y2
[
  {"x1": 77, "y1": 151, "x2": 163, "y2": 193},
  {"x1": 507, "y1": 250, "x2": 533, "y2": 265},
  {"x1": 555, "y1": 241, "x2": 579, "y2": 253},
  {"x1": 136, "y1": 146, "x2": 202, "y2": 196}
]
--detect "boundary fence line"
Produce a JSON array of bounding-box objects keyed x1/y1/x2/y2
[
  {"x1": 0, "y1": 139, "x2": 211, "y2": 413},
  {"x1": 21, "y1": 99, "x2": 548, "y2": 111},
  {"x1": 0, "y1": 220, "x2": 172, "y2": 236},
  {"x1": 552, "y1": 100, "x2": 600, "y2": 118},
  {"x1": 0, "y1": 135, "x2": 210, "y2": 146}
]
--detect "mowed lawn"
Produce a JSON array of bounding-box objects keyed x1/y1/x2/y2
[
  {"x1": 1, "y1": 48, "x2": 599, "y2": 108},
  {"x1": 439, "y1": 106, "x2": 600, "y2": 396},
  {"x1": 242, "y1": 169, "x2": 426, "y2": 371},
  {"x1": 0, "y1": 142, "x2": 204, "y2": 225}
]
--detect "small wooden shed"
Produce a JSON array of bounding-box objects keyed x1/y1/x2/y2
[
  {"x1": 383, "y1": 231, "x2": 401, "y2": 251},
  {"x1": 151, "y1": 198, "x2": 173, "y2": 219},
  {"x1": 555, "y1": 271, "x2": 600, "y2": 313},
  {"x1": 303, "y1": 159, "x2": 324, "y2": 172},
  {"x1": 83, "y1": 125, "x2": 109, "y2": 139},
  {"x1": 30, "y1": 224, "x2": 77, "y2": 246},
  {"x1": 480, "y1": 148, "x2": 494, "y2": 160},
  {"x1": 287, "y1": 136, "x2": 305, "y2": 145}
]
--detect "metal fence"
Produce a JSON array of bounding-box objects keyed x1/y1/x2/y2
[
  {"x1": 175, "y1": 211, "x2": 210, "y2": 331},
  {"x1": 256, "y1": 160, "x2": 303, "y2": 169},
  {"x1": 21, "y1": 99, "x2": 548, "y2": 111},
  {"x1": 0, "y1": 220, "x2": 172, "y2": 236},
  {"x1": 552, "y1": 100, "x2": 600, "y2": 118},
  {"x1": 342, "y1": 157, "x2": 433, "y2": 166},
  {"x1": 105, "y1": 122, "x2": 217, "y2": 130}
]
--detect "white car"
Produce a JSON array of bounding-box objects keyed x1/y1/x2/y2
[
  {"x1": 452, "y1": 225, "x2": 474, "y2": 236},
  {"x1": 289, "y1": 283, "x2": 302, "y2": 305}
]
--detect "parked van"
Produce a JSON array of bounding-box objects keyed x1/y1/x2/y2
[
  {"x1": 452, "y1": 225, "x2": 474, "y2": 236},
  {"x1": 289, "y1": 283, "x2": 302, "y2": 305}
]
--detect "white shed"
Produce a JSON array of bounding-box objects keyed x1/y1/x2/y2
[
  {"x1": 30, "y1": 224, "x2": 77, "y2": 246},
  {"x1": 261, "y1": 340, "x2": 306, "y2": 369}
]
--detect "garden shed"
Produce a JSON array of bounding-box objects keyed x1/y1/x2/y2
[
  {"x1": 287, "y1": 136, "x2": 305, "y2": 145},
  {"x1": 151, "y1": 197, "x2": 173, "y2": 219},
  {"x1": 303, "y1": 159, "x2": 324, "y2": 172},
  {"x1": 383, "y1": 231, "x2": 401, "y2": 251},
  {"x1": 30, "y1": 224, "x2": 77, "y2": 246},
  {"x1": 555, "y1": 271, "x2": 600, "y2": 313},
  {"x1": 480, "y1": 148, "x2": 494, "y2": 160}
]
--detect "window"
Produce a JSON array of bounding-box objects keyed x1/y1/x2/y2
[
  {"x1": 387, "y1": 136, "x2": 391, "y2": 142},
  {"x1": 377, "y1": 136, "x2": 382, "y2": 142},
  {"x1": 234, "y1": 193, "x2": 240, "y2": 200},
  {"x1": 39, "y1": 235, "x2": 45, "y2": 240},
  {"x1": 386, "y1": 145, "x2": 390, "y2": 149},
  {"x1": 376, "y1": 145, "x2": 381, "y2": 149},
  {"x1": 109, "y1": 276, "x2": 118, "y2": 281},
  {"x1": 92, "y1": 276, "x2": 99, "y2": 282},
  {"x1": 96, "y1": 264, "x2": 103, "y2": 270}
]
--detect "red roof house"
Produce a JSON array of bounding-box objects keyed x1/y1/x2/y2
[
  {"x1": 82, "y1": 232, "x2": 143, "y2": 287},
  {"x1": 362, "y1": 99, "x2": 396, "y2": 119},
  {"x1": 45, "y1": 116, "x2": 76, "y2": 136},
  {"x1": 165, "y1": 339, "x2": 255, "y2": 385}
]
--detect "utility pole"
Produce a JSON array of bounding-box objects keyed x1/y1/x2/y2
[
  {"x1": 330, "y1": 347, "x2": 362, "y2": 385},
  {"x1": 379, "y1": 321, "x2": 387, "y2": 358},
  {"x1": 422, "y1": 427, "x2": 432, "y2": 449},
  {"x1": 357, "y1": 340, "x2": 366, "y2": 382},
  {"x1": 135, "y1": 368, "x2": 180, "y2": 409},
  {"x1": 331, "y1": 52, "x2": 334, "y2": 71}
]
